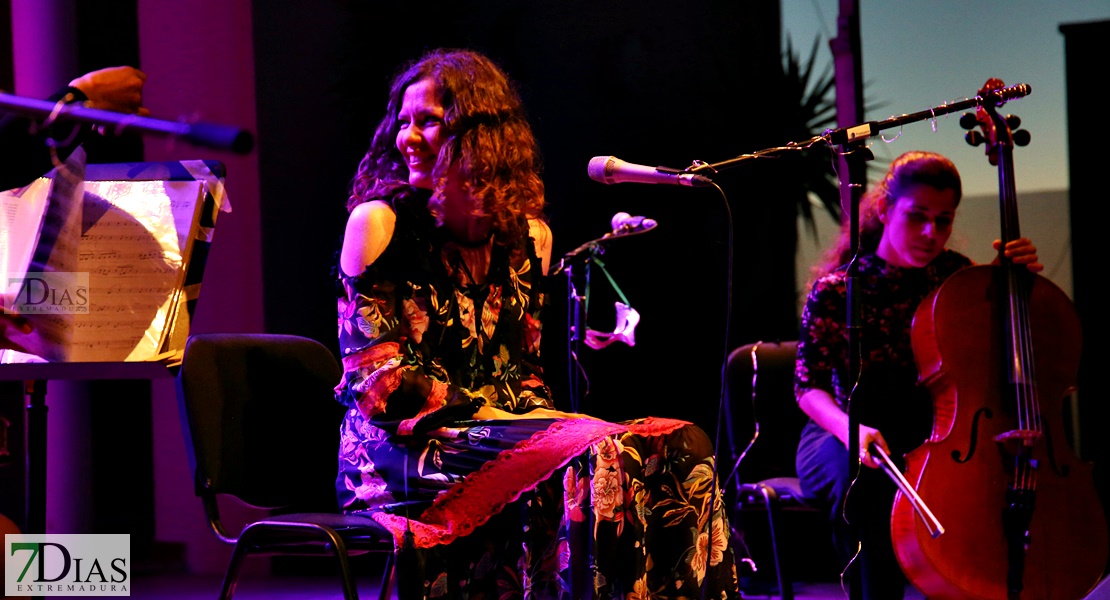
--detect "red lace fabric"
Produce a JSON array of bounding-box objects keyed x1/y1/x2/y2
[
  {"x1": 372, "y1": 416, "x2": 689, "y2": 548},
  {"x1": 397, "y1": 379, "x2": 448, "y2": 435}
]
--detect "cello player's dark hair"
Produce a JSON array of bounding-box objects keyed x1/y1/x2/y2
[{"x1": 810, "y1": 150, "x2": 962, "y2": 280}]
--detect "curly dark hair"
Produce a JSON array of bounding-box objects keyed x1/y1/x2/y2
[
  {"x1": 812, "y1": 150, "x2": 962, "y2": 278},
  {"x1": 348, "y1": 48, "x2": 545, "y2": 246}
]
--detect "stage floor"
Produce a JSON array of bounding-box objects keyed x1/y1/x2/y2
[{"x1": 123, "y1": 573, "x2": 925, "y2": 600}]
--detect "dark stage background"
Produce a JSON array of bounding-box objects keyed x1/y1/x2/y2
[
  {"x1": 4, "y1": 1, "x2": 1108, "y2": 583},
  {"x1": 0, "y1": 0, "x2": 809, "y2": 552},
  {"x1": 252, "y1": 1, "x2": 804, "y2": 434}
]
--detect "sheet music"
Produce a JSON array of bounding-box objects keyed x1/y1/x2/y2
[
  {"x1": 0, "y1": 178, "x2": 51, "y2": 284},
  {"x1": 71, "y1": 180, "x2": 204, "y2": 362},
  {"x1": 1, "y1": 157, "x2": 211, "y2": 364},
  {"x1": 2, "y1": 150, "x2": 86, "y2": 362}
]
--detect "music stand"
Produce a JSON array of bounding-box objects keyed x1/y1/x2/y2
[{"x1": 0, "y1": 160, "x2": 226, "y2": 535}]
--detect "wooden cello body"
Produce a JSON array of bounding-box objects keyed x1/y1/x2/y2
[
  {"x1": 894, "y1": 266, "x2": 1106, "y2": 599},
  {"x1": 890, "y1": 79, "x2": 1109, "y2": 599}
]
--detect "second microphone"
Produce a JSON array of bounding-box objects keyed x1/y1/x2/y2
[{"x1": 588, "y1": 156, "x2": 713, "y2": 188}]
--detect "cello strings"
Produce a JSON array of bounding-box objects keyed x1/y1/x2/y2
[{"x1": 1000, "y1": 149, "x2": 1040, "y2": 493}]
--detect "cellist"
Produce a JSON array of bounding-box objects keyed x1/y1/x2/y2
[{"x1": 793, "y1": 150, "x2": 1043, "y2": 599}]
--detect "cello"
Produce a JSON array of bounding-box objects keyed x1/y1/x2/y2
[{"x1": 890, "y1": 78, "x2": 1109, "y2": 599}]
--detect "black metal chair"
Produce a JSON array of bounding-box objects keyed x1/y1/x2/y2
[
  {"x1": 175, "y1": 333, "x2": 395, "y2": 600},
  {"x1": 724, "y1": 340, "x2": 830, "y2": 600}
]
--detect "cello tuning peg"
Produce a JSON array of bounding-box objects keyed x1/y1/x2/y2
[
  {"x1": 1005, "y1": 115, "x2": 1022, "y2": 129},
  {"x1": 965, "y1": 130, "x2": 985, "y2": 147},
  {"x1": 1012, "y1": 129, "x2": 1031, "y2": 146},
  {"x1": 959, "y1": 113, "x2": 979, "y2": 130}
]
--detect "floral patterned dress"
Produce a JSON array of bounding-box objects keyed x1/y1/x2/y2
[{"x1": 335, "y1": 191, "x2": 740, "y2": 599}]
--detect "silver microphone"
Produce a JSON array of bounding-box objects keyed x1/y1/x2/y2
[{"x1": 588, "y1": 156, "x2": 713, "y2": 187}]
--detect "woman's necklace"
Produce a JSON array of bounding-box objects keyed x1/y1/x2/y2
[{"x1": 445, "y1": 238, "x2": 492, "y2": 286}]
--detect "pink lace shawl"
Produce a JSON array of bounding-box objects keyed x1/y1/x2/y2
[{"x1": 371, "y1": 416, "x2": 689, "y2": 549}]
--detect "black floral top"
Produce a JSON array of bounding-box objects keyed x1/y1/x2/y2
[
  {"x1": 334, "y1": 189, "x2": 553, "y2": 436},
  {"x1": 795, "y1": 250, "x2": 972, "y2": 438}
]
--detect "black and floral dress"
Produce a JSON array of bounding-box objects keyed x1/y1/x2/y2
[{"x1": 335, "y1": 191, "x2": 739, "y2": 599}]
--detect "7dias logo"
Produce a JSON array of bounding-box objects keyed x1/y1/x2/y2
[
  {"x1": 5, "y1": 272, "x2": 90, "y2": 314},
  {"x1": 5, "y1": 534, "x2": 130, "y2": 596}
]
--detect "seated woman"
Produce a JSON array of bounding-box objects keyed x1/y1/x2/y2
[
  {"x1": 334, "y1": 48, "x2": 740, "y2": 599},
  {"x1": 794, "y1": 150, "x2": 1044, "y2": 599}
]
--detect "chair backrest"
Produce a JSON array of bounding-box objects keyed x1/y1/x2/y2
[
  {"x1": 176, "y1": 333, "x2": 345, "y2": 512},
  {"x1": 724, "y1": 340, "x2": 809, "y2": 485}
]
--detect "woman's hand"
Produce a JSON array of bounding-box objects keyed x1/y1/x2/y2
[
  {"x1": 797, "y1": 388, "x2": 890, "y2": 469},
  {"x1": 69, "y1": 66, "x2": 149, "y2": 116},
  {"x1": 857, "y1": 424, "x2": 890, "y2": 470},
  {"x1": 994, "y1": 237, "x2": 1044, "y2": 273}
]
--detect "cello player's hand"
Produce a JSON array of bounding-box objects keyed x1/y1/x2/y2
[
  {"x1": 858, "y1": 424, "x2": 890, "y2": 470},
  {"x1": 994, "y1": 237, "x2": 1043, "y2": 273},
  {"x1": 797, "y1": 388, "x2": 891, "y2": 470}
]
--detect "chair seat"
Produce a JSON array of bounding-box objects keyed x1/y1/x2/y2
[
  {"x1": 738, "y1": 477, "x2": 816, "y2": 508},
  {"x1": 233, "y1": 512, "x2": 396, "y2": 561},
  {"x1": 254, "y1": 512, "x2": 392, "y2": 532},
  {"x1": 239, "y1": 512, "x2": 395, "y2": 545}
]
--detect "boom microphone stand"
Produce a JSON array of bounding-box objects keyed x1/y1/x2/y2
[{"x1": 0, "y1": 91, "x2": 254, "y2": 153}]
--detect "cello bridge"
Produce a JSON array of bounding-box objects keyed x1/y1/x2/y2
[{"x1": 994, "y1": 429, "x2": 1040, "y2": 446}]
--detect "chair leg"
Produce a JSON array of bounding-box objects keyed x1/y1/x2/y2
[
  {"x1": 378, "y1": 551, "x2": 395, "y2": 600},
  {"x1": 320, "y1": 531, "x2": 360, "y2": 600},
  {"x1": 219, "y1": 543, "x2": 252, "y2": 600},
  {"x1": 758, "y1": 485, "x2": 793, "y2": 600},
  {"x1": 224, "y1": 525, "x2": 362, "y2": 600}
]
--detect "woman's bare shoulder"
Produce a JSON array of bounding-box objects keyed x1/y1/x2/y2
[{"x1": 340, "y1": 200, "x2": 396, "y2": 277}]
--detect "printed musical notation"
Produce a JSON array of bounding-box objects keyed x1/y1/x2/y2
[
  {"x1": 3, "y1": 171, "x2": 206, "y2": 363},
  {"x1": 67, "y1": 180, "x2": 204, "y2": 362},
  {"x1": 1, "y1": 178, "x2": 52, "y2": 283},
  {"x1": 2, "y1": 158, "x2": 221, "y2": 365},
  {"x1": 1, "y1": 151, "x2": 86, "y2": 362}
]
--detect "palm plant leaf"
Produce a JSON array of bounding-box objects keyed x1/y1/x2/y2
[{"x1": 781, "y1": 35, "x2": 841, "y2": 241}]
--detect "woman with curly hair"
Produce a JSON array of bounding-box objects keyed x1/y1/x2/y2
[
  {"x1": 335, "y1": 48, "x2": 740, "y2": 599},
  {"x1": 793, "y1": 151, "x2": 1043, "y2": 599}
]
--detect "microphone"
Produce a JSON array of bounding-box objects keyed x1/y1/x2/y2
[
  {"x1": 588, "y1": 156, "x2": 713, "y2": 188},
  {"x1": 610, "y1": 212, "x2": 657, "y2": 233}
]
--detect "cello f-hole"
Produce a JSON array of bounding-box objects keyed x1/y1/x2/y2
[{"x1": 951, "y1": 406, "x2": 993, "y2": 463}]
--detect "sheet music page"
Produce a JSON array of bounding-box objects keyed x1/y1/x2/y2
[
  {"x1": 1, "y1": 150, "x2": 86, "y2": 362},
  {"x1": 0, "y1": 178, "x2": 51, "y2": 284},
  {"x1": 69, "y1": 180, "x2": 203, "y2": 362}
]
